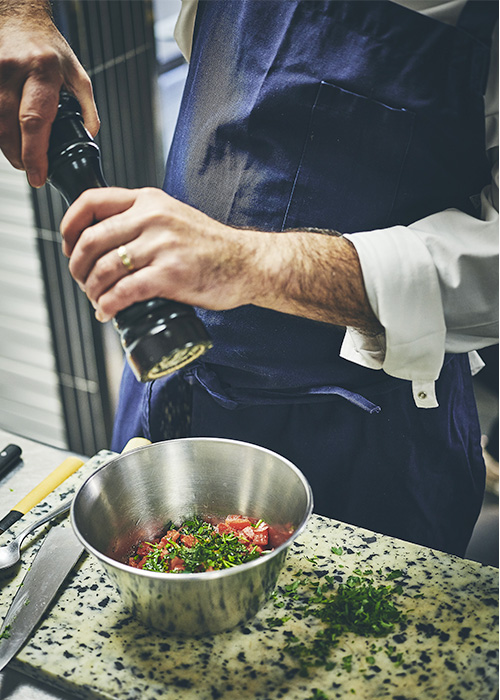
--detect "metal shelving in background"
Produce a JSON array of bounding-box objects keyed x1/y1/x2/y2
[{"x1": 0, "y1": 1, "x2": 186, "y2": 456}]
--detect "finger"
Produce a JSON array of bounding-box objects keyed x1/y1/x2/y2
[
  {"x1": 61, "y1": 187, "x2": 138, "y2": 256},
  {"x1": 74, "y1": 77, "x2": 100, "y2": 137},
  {"x1": 64, "y1": 64, "x2": 100, "y2": 137},
  {"x1": 67, "y1": 196, "x2": 147, "y2": 283},
  {"x1": 19, "y1": 74, "x2": 61, "y2": 187},
  {"x1": 78, "y1": 249, "x2": 129, "y2": 304},
  {"x1": 82, "y1": 242, "x2": 152, "y2": 305},
  {"x1": 0, "y1": 89, "x2": 22, "y2": 169},
  {"x1": 94, "y1": 268, "x2": 163, "y2": 323},
  {"x1": 68, "y1": 217, "x2": 139, "y2": 285}
]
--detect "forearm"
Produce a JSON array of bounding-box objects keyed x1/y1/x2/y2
[
  {"x1": 247, "y1": 229, "x2": 383, "y2": 334},
  {"x1": 59, "y1": 187, "x2": 382, "y2": 333}
]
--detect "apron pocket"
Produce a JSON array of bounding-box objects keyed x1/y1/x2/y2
[{"x1": 282, "y1": 80, "x2": 415, "y2": 233}]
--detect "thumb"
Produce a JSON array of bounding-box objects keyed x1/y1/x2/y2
[
  {"x1": 65, "y1": 67, "x2": 100, "y2": 137},
  {"x1": 76, "y1": 81, "x2": 100, "y2": 137}
]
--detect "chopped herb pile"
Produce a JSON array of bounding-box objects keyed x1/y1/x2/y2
[
  {"x1": 312, "y1": 571, "x2": 406, "y2": 636},
  {"x1": 128, "y1": 514, "x2": 273, "y2": 573},
  {"x1": 271, "y1": 549, "x2": 408, "y2": 678}
]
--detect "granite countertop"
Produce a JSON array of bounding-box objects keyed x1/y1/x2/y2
[{"x1": 0, "y1": 432, "x2": 498, "y2": 700}]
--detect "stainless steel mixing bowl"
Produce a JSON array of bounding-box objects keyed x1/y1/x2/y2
[{"x1": 71, "y1": 438, "x2": 313, "y2": 636}]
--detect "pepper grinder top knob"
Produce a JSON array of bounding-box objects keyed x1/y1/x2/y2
[{"x1": 47, "y1": 91, "x2": 107, "y2": 203}]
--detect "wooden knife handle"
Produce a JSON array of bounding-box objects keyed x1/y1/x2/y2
[
  {"x1": 0, "y1": 439, "x2": 150, "y2": 534},
  {"x1": 0, "y1": 456, "x2": 85, "y2": 533},
  {"x1": 12, "y1": 456, "x2": 85, "y2": 515}
]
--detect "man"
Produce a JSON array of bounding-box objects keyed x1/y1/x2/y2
[{"x1": 0, "y1": 0, "x2": 497, "y2": 556}]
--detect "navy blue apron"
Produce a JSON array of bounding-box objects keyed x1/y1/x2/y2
[{"x1": 112, "y1": 0, "x2": 495, "y2": 556}]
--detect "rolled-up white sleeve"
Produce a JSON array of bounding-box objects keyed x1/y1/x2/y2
[
  {"x1": 341, "y1": 29, "x2": 498, "y2": 408},
  {"x1": 342, "y1": 200, "x2": 498, "y2": 406}
]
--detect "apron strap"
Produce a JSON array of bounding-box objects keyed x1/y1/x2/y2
[{"x1": 189, "y1": 365, "x2": 382, "y2": 414}]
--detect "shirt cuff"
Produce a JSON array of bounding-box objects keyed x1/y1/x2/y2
[
  {"x1": 340, "y1": 329, "x2": 439, "y2": 407},
  {"x1": 342, "y1": 227, "x2": 446, "y2": 395}
]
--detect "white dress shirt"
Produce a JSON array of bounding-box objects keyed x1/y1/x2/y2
[{"x1": 174, "y1": 0, "x2": 499, "y2": 408}]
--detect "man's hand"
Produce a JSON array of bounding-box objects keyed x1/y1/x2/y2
[
  {"x1": 60, "y1": 186, "x2": 381, "y2": 335},
  {"x1": 0, "y1": 0, "x2": 99, "y2": 187},
  {"x1": 60, "y1": 187, "x2": 258, "y2": 320}
]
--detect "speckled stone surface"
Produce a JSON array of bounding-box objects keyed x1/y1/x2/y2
[{"x1": 0, "y1": 451, "x2": 498, "y2": 700}]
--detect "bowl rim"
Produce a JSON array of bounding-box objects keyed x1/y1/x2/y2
[{"x1": 70, "y1": 437, "x2": 314, "y2": 581}]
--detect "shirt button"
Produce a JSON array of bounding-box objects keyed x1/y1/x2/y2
[{"x1": 418, "y1": 391, "x2": 427, "y2": 400}]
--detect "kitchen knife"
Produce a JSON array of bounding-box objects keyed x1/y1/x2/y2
[
  {"x1": 0, "y1": 456, "x2": 84, "y2": 534},
  {"x1": 0, "y1": 524, "x2": 84, "y2": 672},
  {"x1": 0, "y1": 437, "x2": 150, "y2": 672},
  {"x1": 0, "y1": 445, "x2": 22, "y2": 479}
]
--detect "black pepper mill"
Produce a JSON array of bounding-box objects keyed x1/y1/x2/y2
[{"x1": 47, "y1": 91, "x2": 212, "y2": 382}]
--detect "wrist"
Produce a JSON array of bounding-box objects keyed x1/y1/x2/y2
[
  {"x1": 0, "y1": 1, "x2": 52, "y2": 19},
  {"x1": 0, "y1": 2, "x2": 55, "y2": 39}
]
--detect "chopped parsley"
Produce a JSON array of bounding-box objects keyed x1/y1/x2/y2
[
  {"x1": 273, "y1": 558, "x2": 408, "y2": 679},
  {"x1": 306, "y1": 691, "x2": 330, "y2": 700}
]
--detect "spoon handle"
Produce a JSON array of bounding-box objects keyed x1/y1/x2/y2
[{"x1": 16, "y1": 499, "x2": 73, "y2": 547}]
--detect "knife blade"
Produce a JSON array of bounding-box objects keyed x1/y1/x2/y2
[
  {"x1": 0, "y1": 456, "x2": 84, "y2": 534},
  {"x1": 0, "y1": 438, "x2": 150, "y2": 672},
  {"x1": 0, "y1": 524, "x2": 84, "y2": 672}
]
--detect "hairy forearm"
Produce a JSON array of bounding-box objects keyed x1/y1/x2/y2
[
  {"x1": 59, "y1": 186, "x2": 383, "y2": 331},
  {"x1": 0, "y1": 0, "x2": 52, "y2": 19},
  {"x1": 249, "y1": 229, "x2": 383, "y2": 334}
]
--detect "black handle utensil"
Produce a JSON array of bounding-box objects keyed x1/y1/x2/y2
[{"x1": 0, "y1": 445, "x2": 22, "y2": 480}]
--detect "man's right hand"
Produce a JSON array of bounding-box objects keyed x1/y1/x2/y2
[{"x1": 0, "y1": 0, "x2": 99, "y2": 188}]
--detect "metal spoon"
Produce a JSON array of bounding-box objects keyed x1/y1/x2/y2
[{"x1": 0, "y1": 499, "x2": 72, "y2": 571}]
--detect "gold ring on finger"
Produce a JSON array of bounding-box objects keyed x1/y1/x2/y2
[{"x1": 117, "y1": 244, "x2": 135, "y2": 272}]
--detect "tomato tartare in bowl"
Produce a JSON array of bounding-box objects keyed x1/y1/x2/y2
[{"x1": 71, "y1": 438, "x2": 313, "y2": 636}]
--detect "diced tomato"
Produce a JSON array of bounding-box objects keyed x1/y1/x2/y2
[
  {"x1": 248, "y1": 544, "x2": 263, "y2": 554},
  {"x1": 253, "y1": 532, "x2": 268, "y2": 545},
  {"x1": 169, "y1": 556, "x2": 185, "y2": 571},
  {"x1": 180, "y1": 534, "x2": 197, "y2": 548},
  {"x1": 225, "y1": 514, "x2": 252, "y2": 530},
  {"x1": 159, "y1": 530, "x2": 180, "y2": 548},
  {"x1": 136, "y1": 542, "x2": 153, "y2": 557},
  {"x1": 129, "y1": 555, "x2": 148, "y2": 568},
  {"x1": 216, "y1": 522, "x2": 231, "y2": 534},
  {"x1": 240, "y1": 526, "x2": 255, "y2": 542},
  {"x1": 253, "y1": 522, "x2": 269, "y2": 545}
]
